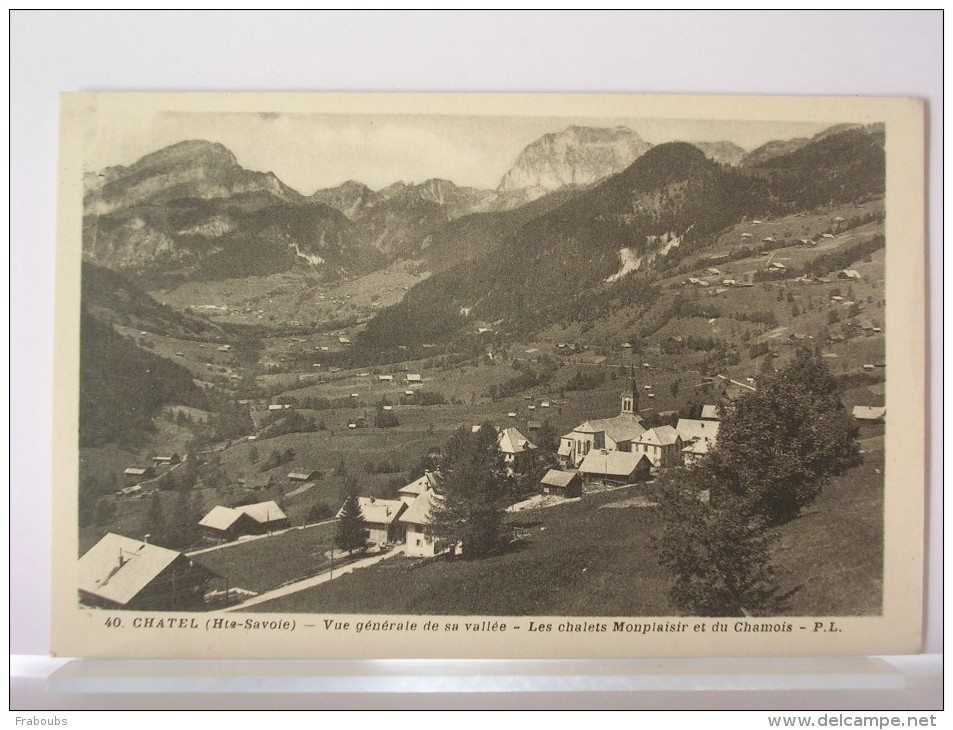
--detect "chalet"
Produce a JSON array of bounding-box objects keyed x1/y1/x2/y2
[
  {"x1": 399, "y1": 488, "x2": 444, "y2": 558},
  {"x1": 762, "y1": 236, "x2": 775, "y2": 243},
  {"x1": 676, "y1": 418, "x2": 721, "y2": 449},
  {"x1": 123, "y1": 466, "x2": 155, "y2": 481},
  {"x1": 577, "y1": 450, "x2": 653, "y2": 485},
  {"x1": 218, "y1": 345, "x2": 232, "y2": 352},
  {"x1": 722, "y1": 279, "x2": 737, "y2": 286},
  {"x1": 740, "y1": 232, "x2": 753, "y2": 239},
  {"x1": 681, "y1": 437, "x2": 713, "y2": 466},
  {"x1": 406, "y1": 373, "x2": 422, "y2": 383},
  {"x1": 198, "y1": 500, "x2": 290, "y2": 541},
  {"x1": 378, "y1": 374, "x2": 394, "y2": 382},
  {"x1": 527, "y1": 420, "x2": 542, "y2": 431},
  {"x1": 338, "y1": 337, "x2": 351, "y2": 345},
  {"x1": 540, "y1": 469, "x2": 582, "y2": 498},
  {"x1": 838, "y1": 269, "x2": 862, "y2": 280},
  {"x1": 242, "y1": 474, "x2": 274, "y2": 491},
  {"x1": 768, "y1": 261, "x2": 786, "y2": 270},
  {"x1": 498, "y1": 427, "x2": 537, "y2": 473},
  {"x1": 287, "y1": 469, "x2": 321, "y2": 482},
  {"x1": 700, "y1": 404, "x2": 720, "y2": 420},
  {"x1": 118, "y1": 484, "x2": 143, "y2": 498},
  {"x1": 852, "y1": 406, "x2": 886, "y2": 423},
  {"x1": 633, "y1": 426, "x2": 683, "y2": 467},
  {"x1": 822, "y1": 233, "x2": 835, "y2": 239},
  {"x1": 337, "y1": 497, "x2": 407, "y2": 545},
  {"x1": 705, "y1": 267, "x2": 722, "y2": 275},
  {"x1": 78, "y1": 533, "x2": 217, "y2": 611},
  {"x1": 398, "y1": 472, "x2": 439, "y2": 505},
  {"x1": 152, "y1": 454, "x2": 181, "y2": 466},
  {"x1": 559, "y1": 381, "x2": 646, "y2": 467}
]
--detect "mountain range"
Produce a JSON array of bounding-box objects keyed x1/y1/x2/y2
[{"x1": 81, "y1": 125, "x2": 772, "y2": 284}]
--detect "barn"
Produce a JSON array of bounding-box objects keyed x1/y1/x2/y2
[
  {"x1": 577, "y1": 450, "x2": 653, "y2": 485},
  {"x1": 198, "y1": 500, "x2": 291, "y2": 541},
  {"x1": 78, "y1": 533, "x2": 217, "y2": 611},
  {"x1": 539, "y1": 469, "x2": 582, "y2": 498}
]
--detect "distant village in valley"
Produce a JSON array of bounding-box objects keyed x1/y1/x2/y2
[{"x1": 77, "y1": 118, "x2": 887, "y2": 617}]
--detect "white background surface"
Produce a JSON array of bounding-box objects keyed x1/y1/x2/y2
[{"x1": 9, "y1": 9, "x2": 943, "y2": 710}]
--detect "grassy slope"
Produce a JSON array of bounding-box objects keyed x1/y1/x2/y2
[{"x1": 250, "y1": 440, "x2": 884, "y2": 617}]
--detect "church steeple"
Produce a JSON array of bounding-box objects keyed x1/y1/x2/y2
[{"x1": 621, "y1": 365, "x2": 639, "y2": 415}]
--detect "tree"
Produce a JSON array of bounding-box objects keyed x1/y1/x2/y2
[
  {"x1": 429, "y1": 424, "x2": 512, "y2": 559},
  {"x1": 374, "y1": 408, "x2": 400, "y2": 428},
  {"x1": 654, "y1": 467, "x2": 778, "y2": 616},
  {"x1": 335, "y1": 492, "x2": 367, "y2": 554},
  {"x1": 710, "y1": 348, "x2": 860, "y2": 524}
]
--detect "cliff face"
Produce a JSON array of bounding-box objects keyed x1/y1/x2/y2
[
  {"x1": 84, "y1": 140, "x2": 302, "y2": 216},
  {"x1": 497, "y1": 126, "x2": 654, "y2": 195}
]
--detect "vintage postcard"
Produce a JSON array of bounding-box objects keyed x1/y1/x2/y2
[{"x1": 51, "y1": 93, "x2": 925, "y2": 659}]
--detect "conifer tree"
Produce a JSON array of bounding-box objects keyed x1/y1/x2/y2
[
  {"x1": 429, "y1": 424, "x2": 512, "y2": 559},
  {"x1": 335, "y1": 492, "x2": 367, "y2": 554}
]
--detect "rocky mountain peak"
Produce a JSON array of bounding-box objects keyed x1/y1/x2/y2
[{"x1": 497, "y1": 125, "x2": 654, "y2": 196}]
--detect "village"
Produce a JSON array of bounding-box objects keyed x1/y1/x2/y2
[{"x1": 78, "y1": 343, "x2": 885, "y2": 615}]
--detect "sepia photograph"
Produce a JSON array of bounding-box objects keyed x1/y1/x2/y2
[{"x1": 51, "y1": 92, "x2": 925, "y2": 660}]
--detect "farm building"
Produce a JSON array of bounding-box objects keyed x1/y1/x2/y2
[
  {"x1": 406, "y1": 373, "x2": 422, "y2": 382},
  {"x1": 152, "y1": 454, "x2": 181, "y2": 466},
  {"x1": 633, "y1": 426, "x2": 683, "y2": 467},
  {"x1": 78, "y1": 533, "x2": 217, "y2": 611},
  {"x1": 700, "y1": 405, "x2": 720, "y2": 420},
  {"x1": 399, "y1": 488, "x2": 445, "y2": 558},
  {"x1": 498, "y1": 427, "x2": 537, "y2": 474},
  {"x1": 337, "y1": 497, "x2": 407, "y2": 545},
  {"x1": 838, "y1": 269, "x2": 862, "y2": 280},
  {"x1": 540, "y1": 469, "x2": 582, "y2": 498},
  {"x1": 198, "y1": 500, "x2": 291, "y2": 541},
  {"x1": 852, "y1": 406, "x2": 886, "y2": 423},
  {"x1": 241, "y1": 474, "x2": 274, "y2": 491},
  {"x1": 577, "y1": 450, "x2": 653, "y2": 485},
  {"x1": 287, "y1": 469, "x2": 321, "y2": 482},
  {"x1": 123, "y1": 466, "x2": 155, "y2": 481}
]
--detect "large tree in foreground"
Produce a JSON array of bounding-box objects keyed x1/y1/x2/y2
[
  {"x1": 654, "y1": 465, "x2": 779, "y2": 616},
  {"x1": 710, "y1": 348, "x2": 860, "y2": 525},
  {"x1": 654, "y1": 349, "x2": 860, "y2": 615},
  {"x1": 430, "y1": 424, "x2": 512, "y2": 559}
]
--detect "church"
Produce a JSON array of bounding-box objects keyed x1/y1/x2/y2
[{"x1": 558, "y1": 372, "x2": 647, "y2": 468}]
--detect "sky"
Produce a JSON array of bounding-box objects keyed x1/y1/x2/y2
[{"x1": 83, "y1": 111, "x2": 840, "y2": 194}]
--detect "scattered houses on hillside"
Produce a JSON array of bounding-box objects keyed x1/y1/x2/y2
[{"x1": 78, "y1": 533, "x2": 218, "y2": 611}]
